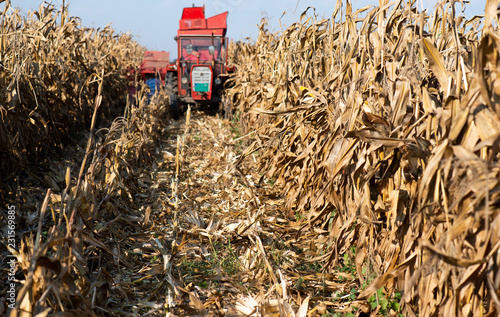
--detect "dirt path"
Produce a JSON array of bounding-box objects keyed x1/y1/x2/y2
[
  {"x1": 150, "y1": 110, "x2": 275, "y2": 315},
  {"x1": 127, "y1": 109, "x2": 362, "y2": 316}
]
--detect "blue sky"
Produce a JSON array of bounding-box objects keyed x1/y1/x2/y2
[{"x1": 7, "y1": 1, "x2": 487, "y2": 58}]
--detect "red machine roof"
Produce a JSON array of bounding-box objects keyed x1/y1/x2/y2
[
  {"x1": 181, "y1": 6, "x2": 205, "y2": 20},
  {"x1": 207, "y1": 12, "x2": 227, "y2": 30},
  {"x1": 143, "y1": 51, "x2": 169, "y2": 62},
  {"x1": 178, "y1": 6, "x2": 227, "y2": 36}
]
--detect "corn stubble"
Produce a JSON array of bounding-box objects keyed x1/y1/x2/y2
[{"x1": 225, "y1": 0, "x2": 500, "y2": 315}]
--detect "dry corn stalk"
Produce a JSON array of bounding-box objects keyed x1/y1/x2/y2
[
  {"x1": 4, "y1": 76, "x2": 171, "y2": 316},
  {"x1": 0, "y1": 1, "x2": 143, "y2": 189},
  {"x1": 0, "y1": 2, "x2": 175, "y2": 315},
  {"x1": 226, "y1": 0, "x2": 500, "y2": 315}
]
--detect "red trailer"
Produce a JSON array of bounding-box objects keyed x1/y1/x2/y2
[
  {"x1": 140, "y1": 51, "x2": 170, "y2": 85},
  {"x1": 166, "y1": 5, "x2": 233, "y2": 119}
]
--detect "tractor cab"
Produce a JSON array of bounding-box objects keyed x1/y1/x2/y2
[{"x1": 180, "y1": 37, "x2": 223, "y2": 62}]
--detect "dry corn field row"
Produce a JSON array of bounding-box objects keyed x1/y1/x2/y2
[
  {"x1": 0, "y1": 1, "x2": 143, "y2": 182},
  {"x1": 1, "y1": 0, "x2": 500, "y2": 317},
  {"x1": 225, "y1": 0, "x2": 500, "y2": 315}
]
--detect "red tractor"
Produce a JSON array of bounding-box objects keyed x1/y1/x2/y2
[{"x1": 166, "y1": 5, "x2": 233, "y2": 119}]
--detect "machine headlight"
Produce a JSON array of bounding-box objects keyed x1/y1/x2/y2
[
  {"x1": 215, "y1": 77, "x2": 221, "y2": 85},
  {"x1": 181, "y1": 77, "x2": 188, "y2": 84}
]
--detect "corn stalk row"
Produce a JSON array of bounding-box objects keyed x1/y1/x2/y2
[
  {"x1": 0, "y1": 1, "x2": 143, "y2": 187},
  {"x1": 225, "y1": 0, "x2": 500, "y2": 315}
]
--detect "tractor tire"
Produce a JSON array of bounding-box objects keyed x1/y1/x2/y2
[
  {"x1": 170, "y1": 93, "x2": 180, "y2": 120},
  {"x1": 165, "y1": 73, "x2": 180, "y2": 120}
]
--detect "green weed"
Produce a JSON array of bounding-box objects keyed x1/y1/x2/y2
[
  {"x1": 295, "y1": 210, "x2": 304, "y2": 221},
  {"x1": 367, "y1": 287, "x2": 402, "y2": 316}
]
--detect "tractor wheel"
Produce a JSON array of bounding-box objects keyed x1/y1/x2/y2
[
  {"x1": 170, "y1": 93, "x2": 180, "y2": 120},
  {"x1": 165, "y1": 73, "x2": 180, "y2": 120}
]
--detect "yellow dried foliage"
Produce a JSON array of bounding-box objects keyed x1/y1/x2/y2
[
  {"x1": 0, "y1": 1, "x2": 143, "y2": 183},
  {"x1": 4, "y1": 78, "x2": 170, "y2": 316},
  {"x1": 0, "y1": 2, "x2": 174, "y2": 315},
  {"x1": 226, "y1": 0, "x2": 500, "y2": 315}
]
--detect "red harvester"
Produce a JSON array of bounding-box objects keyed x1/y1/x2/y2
[{"x1": 165, "y1": 5, "x2": 233, "y2": 119}]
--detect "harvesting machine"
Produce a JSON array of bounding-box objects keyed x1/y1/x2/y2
[
  {"x1": 166, "y1": 5, "x2": 233, "y2": 119},
  {"x1": 140, "y1": 51, "x2": 170, "y2": 84},
  {"x1": 127, "y1": 51, "x2": 170, "y2": 104}
]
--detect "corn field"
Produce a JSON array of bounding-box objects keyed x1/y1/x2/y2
[
  {"x1": 225, "y1": 0, "x2": 500, "y2": 315},
  {"x1": 0, "y1": 1, "x2": 169, "y2": 316},
  {"x1": 0, "y1": 1, "x2": 143, "y2": 186}
]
